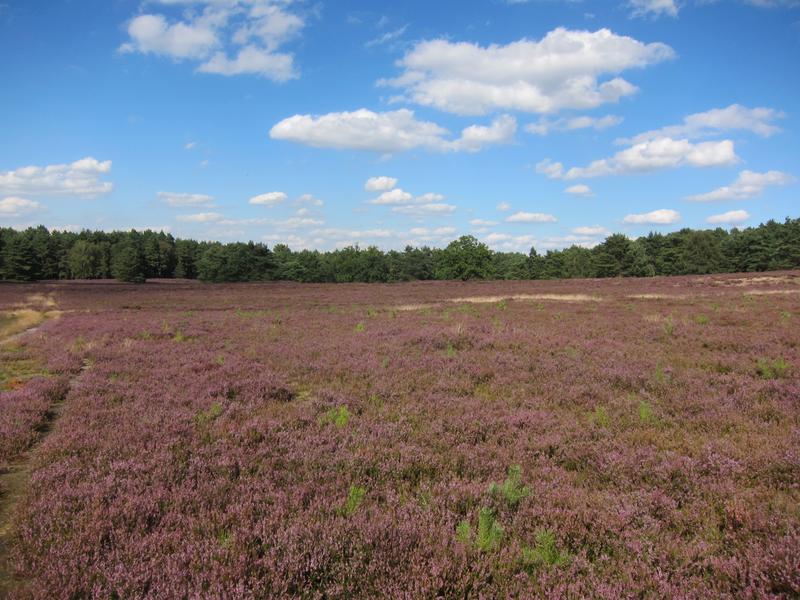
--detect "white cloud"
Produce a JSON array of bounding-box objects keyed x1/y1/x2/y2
[
  {"x1": 685, "y1": 170, "x2": 795, "y2": 201},
  {"x1": 0, "y1": 197, "x2": 42, "y2": 217},
  {"x1": 416, "y1": 192, "x2": 445, "y2": 203},
  {"x1": 707, "y1": 209, "x2": 750, "y2": 224},
  {"x1": 484, "y1": 233, "x2": 539, "y2": 252},
  {"x1": 572, "y1": 225, "x2": 609, "y2": 235},
  {"x1": 448, "y1": 114, "x2": 517, "y2": 152},
  {"x1": 249, "y1": 191, "x2": 288, "y2": 206},
  {"x1": 622, "y1": 208, "x2": 680, "y2": 224},
  {"x1": 619, "y1": 104, "x2": 785, "y2": 145},
  {"x1": 365, "y1": 176, "x2": 398, "y2": 191},
  {"x1": 526, "y1": 114, "x2": 622, "y2": 135},
  {"x1": 158, "y1": 191, "x2": 214, "y2": 207},
  {"x1": 295, "y1": 193, "x2": 323, "y2": 206},
  {"x1": 628, "y1": 0, "x2": 678, "y2": 18},
  {"x1": 120, "y1": 1, "x2": 304, "y2": 81},
  {"x1": 176, "y1": 212, "x2": 224, "y2": 223},
  {"x1": 366, "y1": 25, "x2": 408, "y2": 48},
  {"x1": 506, "y1": 211, "x2": 557, "y2": 223},
  {"x1": 271, "y1": 216, "x2": 324, "y2": 229},
  {"x1": 0, "y1": 157, "x2": 113, "y2": 198},
  {"x1": 538, "y1": 137, "x2": 737, "y2": 179},
  {"x1": 565, "y1": 184, "x2": 593, "y2": 196},
  {"x1": 184, "y1": 141, "x2": 197, "y2": 150},
  {"x1": 470, "y1": 218, "x2": 499, "y2": 226},
  {"x1": 370, "y1": 188, "x2": 414, "y2": 205},
  {"x1": 379, "y1": 28, "x2": 674, "y2": 115},
  {"x1": 120, "y1": 14, "x2": 219, "y2": 59},
  {"x1": 496, "y1": 201, "x2": 512, "y2": 211},
  {"x1": 391, "y1": 203, "x2": 456, "y2": 216},
  {"x1": 197, "y1": 46, "x2": 296, "y2": 81},
  {"x1": 270, "y1": 109, "x2": 515, "y2": 153}
]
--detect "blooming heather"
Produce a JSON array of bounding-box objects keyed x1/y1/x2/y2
[{"x1": 0, "y1": 272, "x2": 798, "y2": 598}]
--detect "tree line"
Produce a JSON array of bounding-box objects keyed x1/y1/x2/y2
[{"x1": 0, "y1": 218, "x2": 798, "y2": 283}]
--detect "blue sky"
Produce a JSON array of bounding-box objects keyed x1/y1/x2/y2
[{"x1": 0, "y1": 0, "x2": 798, "y2": 251}]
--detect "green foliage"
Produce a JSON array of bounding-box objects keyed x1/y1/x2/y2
[
  {"x1": 321, "y1": 405, "x2": 351, "y2": 427},
  {"x1": 488, "y1": 465, "x2": 531, "y2": 508},
  {"x1": 435, "y1": 235, "x2": 493, "y2": 281},
  {"x1": 588, "y1": 405, "x2": 610, "y2": 428},
  {"x1": 172, "y1": 330, "x2": 187, "y2": 343},
  {"x1": 355, "y1": 321, "x2": 366, "y2": 333},
  {"x1": 3, "y1": 217, "x2": 800, "y2": 283},
  {"x1": 662, "y1": 316, "x2": 676, "y2": 337},
  {"x1": 521, "y1": 529, "x2": 570, "y2": 570},
  {"x1": 695, "y1": 314, "x2": 709, "y2": 325},
  {"x1": 457, "y1": 507, "x2": 504, "y2": 552},
  {"x1": 756, "y1": 357, "x2": 789, "y2": 379},
  {"x1": 342, "y1": 484, "x2": 366, "y2": 516},
  {"x1": 111, "y1": 238, "x2": 146, "y2": 283},
  {"x1": 445, "y1": 342, "x2": 457, "y2": 358},
  {"x1": 194, "y1": 402, "x2": 222, "y2": 426},
  {"x1": 638, "y1": 400, "x2": 656, "y2": 425}
]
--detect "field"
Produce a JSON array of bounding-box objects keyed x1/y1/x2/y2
[{"x1": 0, "y1": 273, "x2": 798, "y2": 598}]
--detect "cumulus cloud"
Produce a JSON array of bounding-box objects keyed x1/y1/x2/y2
[
  {"x1": 120, "y1": 14, "x2": 219, "y2": 59},
  {"x1": 572, "y1": 225, "x2": 609, "y2": 235},
  {"x1": 176, "y1": 212, "x2": 224, "y2": 223},
  {"x1": 618, "y1": 104, "x2": 785, "y2": 145},
  {"x1": 249, "y1": 191, "x2": 288, "y2": 205},
  {"x1": 505, "y1": 211, "x2": 557, "y2": 223},
  {"x1": 685, "y1": 170, "x2": 795, "y2": 201},
  {"x1": 0, "y1": 157, "x2": 113, "y2": 198},
  {"x1": 707, "y1": 209, "x2": 750, "y2": 224},
  {"x1": 0, "y1": 197, "x2": 42, "y2": 217},
  {"x1": 270, "y1": 109, "x2": 516, "y2": 153},
  {"x1": 379, "y1": 28, "x2": 674, "y2": 115},
  {"x1": 120, "y1": 1, "x2": 304, "y2": 81},
  {"x1": 537, "y1": 137, "x2": 737, "y2": 179},
  {"x1": 496, "y1": 201, "x2": 512, "y2": 211},
  {"x1": 565, "y1": 184, "x2": 593, "y2": 196},
  {"x1": 470, "y1": 218, "x2": 499, "y2": 226},
  {"x1": 158, "y1": 191, "x2": 214, "y2": 207},
  {"x1": 369, "y1": 188, "x2": 414, "y2": 205},
  {"x1": 526, "y1": 115, "x2": 623, "y2": 135},
  {"x1": 622, "y1": 208, "x2": 680, "y2": 224},
  {"x1": 628, "y1": 0, "x2": 679, "y2": 18},
  {"x1": 197, "y1": 46, "x2": 296, "y2": 81},
  {"x1": 391, "y1": 203, "x2": 456, "y2": 216},
  {"x1": 295, "y1": 193, "x2": 323, "y2": 206},
  {"x1": 365, "y1": 176, "x2": 398, "y2": 191}
]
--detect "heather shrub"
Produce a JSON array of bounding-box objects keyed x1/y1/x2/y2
[{"x1": 488, "y1": 464, "x2": 530, "y2": 508}]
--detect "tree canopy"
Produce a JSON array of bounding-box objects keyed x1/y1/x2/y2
[{"x1": 1, "y1": 218, "x2": 799, "y2": 284}]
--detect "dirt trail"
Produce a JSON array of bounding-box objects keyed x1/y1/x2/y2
[
  {"x1": 0, "y1": 294, "x2": 67, "y2": 594},
  {"x1": 0, "y1": 399, "x2": 66, "y2": 593}
]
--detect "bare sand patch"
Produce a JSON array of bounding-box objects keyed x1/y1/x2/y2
[
  {"x1": 743, "y1": 289, "x2": 800, "y2": 296},
  {"x1": 450, "y1": 293, "x2": 600, "y2": 304}
]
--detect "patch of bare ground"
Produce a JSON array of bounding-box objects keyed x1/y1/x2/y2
[
  {"x1": 743, "y1": 289, "x2": 800, "y2": 296},
  {"x1": 0, "y1": 398, "x2": 66, "y2": 594}
]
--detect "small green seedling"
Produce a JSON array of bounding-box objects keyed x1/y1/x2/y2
[
  {"x1": 489, "y1": 465, "x2": 531, "y2": 508},
  {"x1": 521, "y1": 529, "x2": 569, "y2": 571}
]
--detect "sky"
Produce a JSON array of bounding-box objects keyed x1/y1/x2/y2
[{"x1": 0, "y1": 0, "x2": 798, "y2": 252}]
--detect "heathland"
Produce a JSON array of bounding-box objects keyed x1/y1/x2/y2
[{"x1": 0, "y1": 273, "x2": 798, "y2": 598}]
